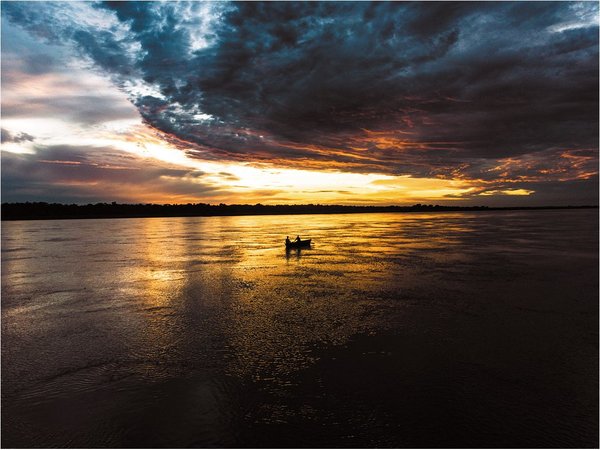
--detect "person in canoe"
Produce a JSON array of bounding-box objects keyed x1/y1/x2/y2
[{"x1": 295, "y1": 235, "x2": 301, "y2": 242}]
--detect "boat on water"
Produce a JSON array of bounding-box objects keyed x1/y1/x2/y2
[{"x1": 285, "y1": 238, "x2": 311, "y2": 249}]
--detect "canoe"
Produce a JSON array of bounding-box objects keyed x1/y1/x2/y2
[{"x1": 285, "y1": 239, "x2": 311, "y2": 249}]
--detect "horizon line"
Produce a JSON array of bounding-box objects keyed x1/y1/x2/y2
[
  {"x1": 2, "y1": 201, "x2": 598, "y2": 208},
  {"x1": 2, "y1": 202, "x2": 598, "y2": 222}
]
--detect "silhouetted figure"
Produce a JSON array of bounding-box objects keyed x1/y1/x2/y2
[
  {"x1": 285, "y1": 236, "x2": 291, "y2": 245},
  {"x1": 295, "y1": 235, "x2": 301, "y2": 242}
]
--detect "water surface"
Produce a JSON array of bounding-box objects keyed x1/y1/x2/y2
[{"x1": 2, "y1": 210, "x2": 598, "y2": 447}]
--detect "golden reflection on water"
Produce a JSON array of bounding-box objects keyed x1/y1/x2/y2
[
  {"x1": 104, "y1": 212, "x2": 477, "y2": 382},
  {"x1": 113, "y1": 218, "x2": 193, "y2": 371},
  {"x1": 1, "y1": 212, "x2": 480, "y2": 383},
  {"x1": 212, "y1": 213, "x2": 477, "y2": 380},
  {"x1": 135, "y1": 218, "x2": 187, "y2": 305}
]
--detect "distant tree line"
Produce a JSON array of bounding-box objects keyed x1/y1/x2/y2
[{"x1": 0, "y1": 202, "x2": 596, "y2": 221}]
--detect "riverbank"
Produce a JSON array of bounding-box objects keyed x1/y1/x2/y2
[{"x1": 1, "y1": 201, "x2": 596, "y2": 221}]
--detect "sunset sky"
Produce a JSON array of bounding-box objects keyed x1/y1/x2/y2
[{"x1": 1, "y1": 1, "x2": 598, "y2": 206}]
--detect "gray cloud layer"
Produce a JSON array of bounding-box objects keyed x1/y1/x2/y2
[{"x1": 1, "y1": 144, "x2": 221, "y2": 203}]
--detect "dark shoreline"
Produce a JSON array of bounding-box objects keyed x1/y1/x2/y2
[{"x1": 1, "y1": 202, "x2": 597, "y2": 221}]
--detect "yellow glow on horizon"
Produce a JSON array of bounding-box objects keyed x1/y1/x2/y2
[
  {"x1": 223, "y1": 166, "x2": 387, "y2": 190},
  {"x1": 2, "y1": 114, "x2": 537, "y2": 205},
  {"x1": 479, "y1": 189, "x2": 534, "y2": 196},
  {"x1": 502, "y1": 189, "x2": 534, "y2": 196},
  {"x1": 99, "y1": 128, "x2": 479, "y2": 203}
]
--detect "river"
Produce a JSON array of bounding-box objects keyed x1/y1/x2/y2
[{"x1": 2, "y1": 210, "x2": 598, "y2": 447}]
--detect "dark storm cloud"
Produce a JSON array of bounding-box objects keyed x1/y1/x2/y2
[{"x1": 3, "y1": 2, "x2": 598, "y2": 184}]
